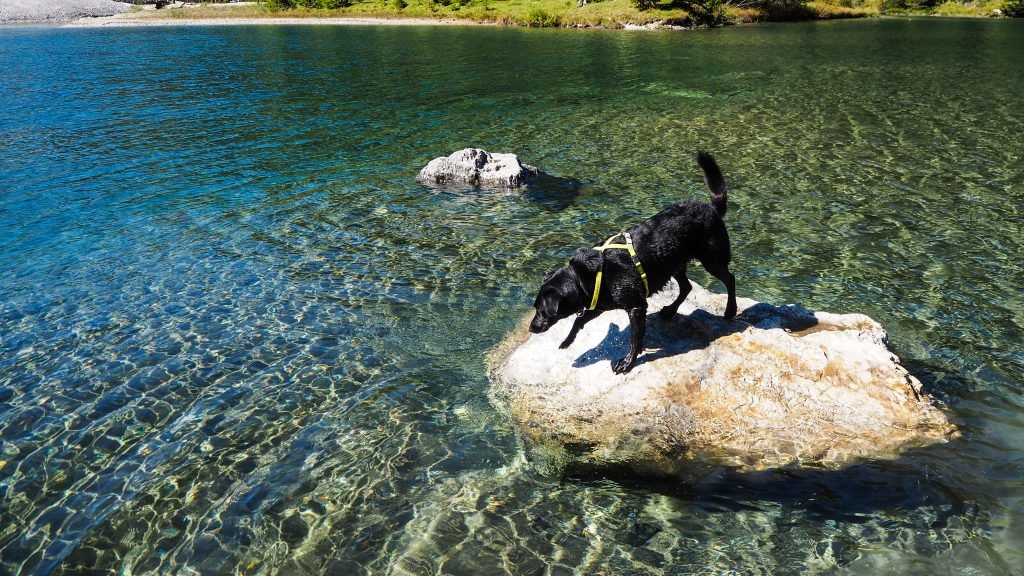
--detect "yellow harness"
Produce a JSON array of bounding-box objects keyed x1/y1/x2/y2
[{"x1": 588, "y1": 231, "x2": 650, "y2": 310}]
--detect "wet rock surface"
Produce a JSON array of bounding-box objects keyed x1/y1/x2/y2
[{"x1": 489, "y1": 280, "x2": 956, "y2": 476}]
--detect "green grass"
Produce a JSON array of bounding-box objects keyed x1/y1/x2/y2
[
  {"x1": 128, "y1": 0, "x2": 688, "y2": 28},
  {"x1": 727, "y1": 1, "x2": 880, "y2": 22},
  {"x1": 335, "y1": 0, "x2": 691, "y2": 28},
  {"x1": 123, "y1": 0, "x2": 874, "y2": 28},
  {"x1": 863, "y1": 0, "x2": 1006, "y2": 16},
  {"x1": 932, "y1": 0, "x2": 1003, "y2": 16},
  {"x1": 125, "y1": 0, "x2": 1017, "y2": 27}
]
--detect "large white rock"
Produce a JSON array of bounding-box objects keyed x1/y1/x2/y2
[
  {"x1": 488, "y1": 280, "x2": 956, "y2": 477},
  {"x1": 417, "y1": 148, "x2": 539, "y2": 188}
]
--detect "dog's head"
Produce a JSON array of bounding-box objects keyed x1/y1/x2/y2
[
  {"x1": 529, "y1": 268, "x2": 577, "y2": 334},
  {"x1": 529, "y1": 248, "x2": 601, "y2": 334}
]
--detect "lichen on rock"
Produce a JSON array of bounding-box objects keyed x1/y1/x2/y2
[{"x1": 488, "y1": 280, "x2": 956, "y2": 477}]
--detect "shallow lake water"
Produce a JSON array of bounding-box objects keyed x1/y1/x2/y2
[{"x1": 1, "y1": 16, "x2": 1022, "y2": 575}]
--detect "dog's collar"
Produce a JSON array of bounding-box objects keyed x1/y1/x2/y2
[{"x1": 584, "y1": 231, "x2": 650, "y2": 312}]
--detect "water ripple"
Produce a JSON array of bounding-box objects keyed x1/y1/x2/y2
[{"x1": 1, "y1": 18, "x2": 1023, "y2": 576}]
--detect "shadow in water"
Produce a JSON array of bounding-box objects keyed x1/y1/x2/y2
[
  {"x1": 571, "y1": 300, "x2": 820, "y2": 370},
  {"x1": 569, "y1": 438, "x2": 973, "y2": 529},
  {"x1": 521, "y1": 173, "x2": 584, "y2": 211},
  {"x1": 418, "y1": 172, "x2": 584, "y2": 212}
]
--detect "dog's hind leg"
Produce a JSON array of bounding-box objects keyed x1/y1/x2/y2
[
  {"x1": 658, "y1": 265, "x2": 692, "y2": 320},
  {"x1": 704, "y1": 264, "x2": 737, "y2": 319},
  {"x1": 613, "y1": 307, "x2": 647, "y2": 374},
  {"x1": 560, "y1": 310, "x2": 601, "y2": 349}
]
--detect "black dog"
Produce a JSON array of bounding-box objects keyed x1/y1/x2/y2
[{"x1": 529, "y1": 151, "x2": 737, "y2": 374}]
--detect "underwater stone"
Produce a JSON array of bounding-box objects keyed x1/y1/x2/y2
[
  {"x1": 488, "y1": 280, "x2": 956, "y2": 477},
  {"x1": 417, "y1": 148, "x2": 539, "y2": 188}
]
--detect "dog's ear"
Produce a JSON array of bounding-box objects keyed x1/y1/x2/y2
[
  {"x1": 568, "y1": 248, "x2": 601, "y2": 277},
  {"x1": 542, "y1": 270, "x2": 557, "y2": 283}
]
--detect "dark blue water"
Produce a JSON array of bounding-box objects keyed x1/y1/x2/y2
[{"x1": 1, "y1": 18, "x2": 1022, "y2": 575}]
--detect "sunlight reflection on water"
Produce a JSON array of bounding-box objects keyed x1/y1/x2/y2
[{"x1": 0, "y1": 17, "x2": 1022, "y2": 575}]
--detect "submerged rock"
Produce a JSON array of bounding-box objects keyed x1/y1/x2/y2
[
  {"x1": 417, "y1": 148, "x2": 539, "y2": 188},
  {"x1": 488, "y1": 281, "x2": 955, "y2": 477}
]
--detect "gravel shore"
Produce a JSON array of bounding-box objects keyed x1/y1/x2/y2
[{"x1": 0, "y1": 0, "x2": 130, "y2": 24}]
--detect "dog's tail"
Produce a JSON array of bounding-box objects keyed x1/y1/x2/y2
[{"x1": 696, "y1": 150, "x2": 727, "y2": 217}]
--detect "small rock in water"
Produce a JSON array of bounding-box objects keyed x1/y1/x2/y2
[
  {"x1": 417, "y1": 148, "x2": 540, "y2": 188},
  {"x1": 488, "y1": 280, "x2": 956, "y2": 477}
]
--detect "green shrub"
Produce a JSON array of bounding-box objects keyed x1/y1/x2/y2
[
  {"x1": 728, "y1": 0, "x2": 808, "y2": 8},
  {"x1": 524, "y1": 7, "x2": 561, "y2": 25},
  {"x1": 631, "y1": 0, "x2": 658, "y2": 8},
  {"x1": 661, "y1": 0, "x2": 729, "y2": 24},
  {"x1": 265, "y1": 0, "x2": 352, "y2": 8},
  {"x1": 392, "y1": 0, "x2": 407, "y2": 8},
  {"x1": 1004, "y1": 0, "x2": 1024, "y2": 15},
  {"x1": 881, "y1": 0, "x2": 940, "y2": 11},
  {"x1": 693, "y1": 0, "x2": 727, "y2": 24}
]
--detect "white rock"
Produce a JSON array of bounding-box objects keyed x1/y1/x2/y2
[
  {"x1": 417, "y1": 148, "x2": 539, "y2": 188},
  {"x1": 488, "y1": 280, "x2": 956, "y2": 476}
]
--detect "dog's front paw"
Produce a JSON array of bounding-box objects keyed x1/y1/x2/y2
[
  {"x1": 613, "y1": 356, "x2": 635, "y2": 374},
  {"x1": 724, "y1": 304, "x2": 737, "y2": 319},
  {"x1": 558, "y1": 337, "x2": 573, "y2": 350},
  {"x1": 658, "y1": 307, "x2": 677, "y2": 320}
]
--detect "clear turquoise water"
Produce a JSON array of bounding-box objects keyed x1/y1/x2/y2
[{"x1": 1, "y1": 17, "x2": 1022, "y2": 575}]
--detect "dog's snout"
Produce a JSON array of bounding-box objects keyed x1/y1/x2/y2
[{"x1": 529, "y1": 314, "x2": 550, "y2": 334}]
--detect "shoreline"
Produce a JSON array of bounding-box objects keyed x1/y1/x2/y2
[
  {"x1": 64, "y1": 14, "x2": 486, "y2": 28},
  {"x1": 7, "y1": 0, "x2": 1014, "y2": 29},
  {"x1": 57, "y1": 1, "x2": 876, "y2": 30}
]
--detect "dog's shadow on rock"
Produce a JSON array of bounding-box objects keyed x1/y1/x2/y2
[
  {"x1": 740, "y1": 302, "x2": 819, "y2": 332},
  {"x1": 572, "y1": 302, "x2": 819, "y2": 370}
]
